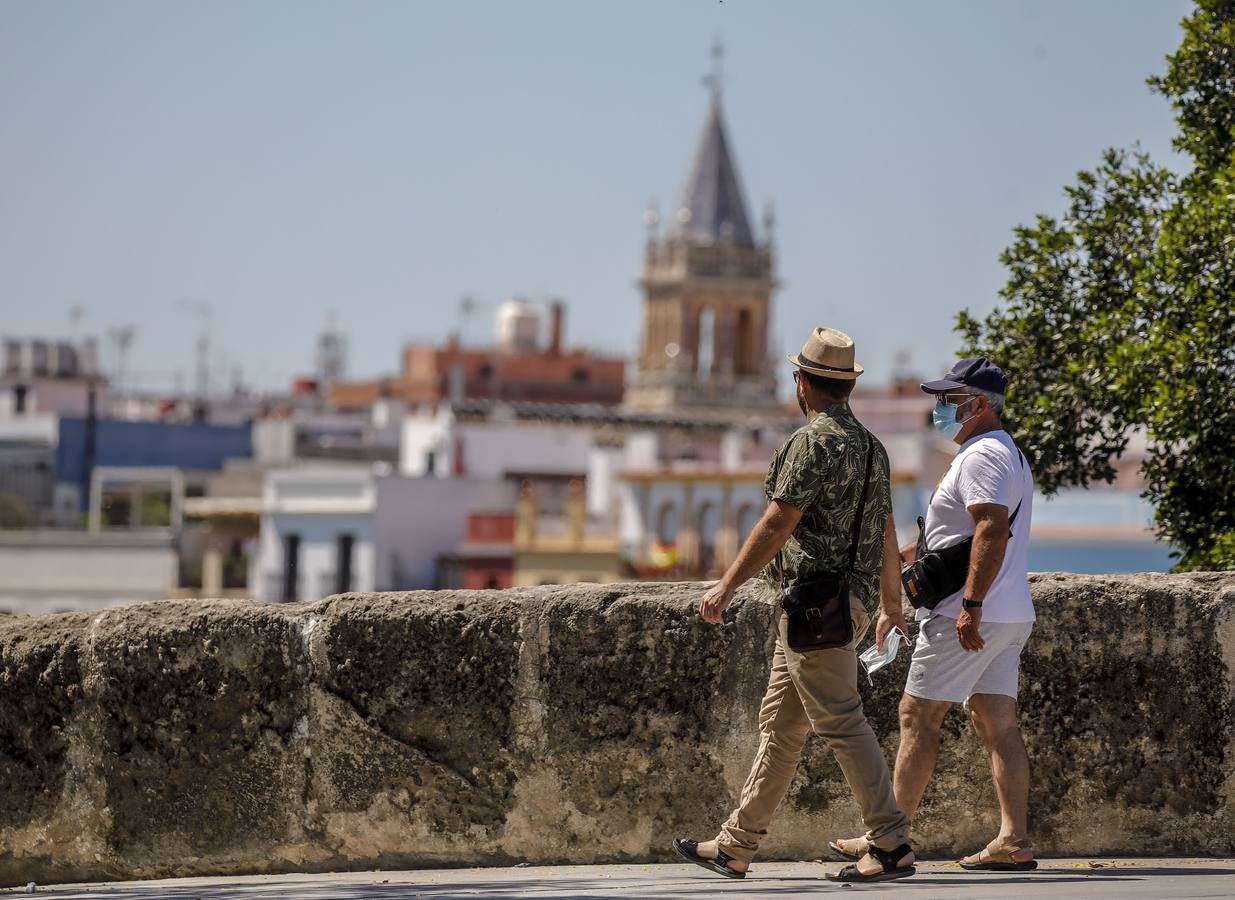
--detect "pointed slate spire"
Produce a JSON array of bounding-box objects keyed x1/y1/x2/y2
[{"x1": 671, "y1": 90, "x2": 756, "y2": 247}]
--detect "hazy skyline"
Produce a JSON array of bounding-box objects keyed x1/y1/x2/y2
[{"x1": 1, "y1": 0, "x2": 1192, "y2": 395}]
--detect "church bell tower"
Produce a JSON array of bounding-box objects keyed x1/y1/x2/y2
[{"x1": 625, "y1": 46, "x2": 778, "y2": 414}]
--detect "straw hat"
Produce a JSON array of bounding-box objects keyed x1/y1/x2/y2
[{"x1": 787, "y1": 327, "x2": 863, "y2": 380}]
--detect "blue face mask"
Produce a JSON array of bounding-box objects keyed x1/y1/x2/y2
[{"x1": 932, "y1": 396, "x2": 977, "y2": 439}]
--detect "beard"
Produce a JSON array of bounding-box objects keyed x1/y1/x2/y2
[{"x1": 797, "y1": 387, "x2": 809, "y2": 416}]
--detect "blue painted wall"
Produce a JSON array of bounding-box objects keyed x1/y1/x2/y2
[{"x1": 55, "y1": 417, "x2": 252, "y2": 498}]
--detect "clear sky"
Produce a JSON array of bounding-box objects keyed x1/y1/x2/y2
[{"x1": 0, "y1": 0, "x2": 1193, "y2": 395}]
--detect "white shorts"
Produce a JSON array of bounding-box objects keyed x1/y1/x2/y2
[{"x1": 905, "y1": 614, "x2": 1033, "y2": 703}]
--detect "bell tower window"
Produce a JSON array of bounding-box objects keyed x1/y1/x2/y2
[{"x1": 697, "y1": 307, "x2": 715, "y2": 375}]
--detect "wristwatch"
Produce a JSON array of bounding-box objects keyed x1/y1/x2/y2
[{"x1": 962, "y1": 598, "x2": 984, "y2": 609}]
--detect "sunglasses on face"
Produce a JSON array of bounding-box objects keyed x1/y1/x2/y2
[{"x1": 935, "y1": 392, "x2": 977, "y2": 407}]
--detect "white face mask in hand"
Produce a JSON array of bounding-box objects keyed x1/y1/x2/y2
[{"x1": 858, "y1": 627, "x2": 911, "y2": 684}]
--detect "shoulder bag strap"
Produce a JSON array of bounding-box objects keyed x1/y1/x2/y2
[
  {"x1": 846, "y1": 430, "x2": 875, "y2": 576},
  {"x1": 1008, "y1": 446, "x2": 1027, "y2": 528},
  {"x1": 773, "y1": 441, "x2": 790, "y2": 590},
  {"x1": 958, "y1": 440, "x2": 1029, "y2": 528}
]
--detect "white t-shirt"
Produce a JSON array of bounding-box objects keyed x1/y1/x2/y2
[{"x1": 918, "y1": 429, "x2": 1035, "y2": 623}]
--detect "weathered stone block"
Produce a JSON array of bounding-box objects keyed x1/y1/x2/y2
[
  {"x1": 502, "y1": 583, "x2": 773, "y2": 862},
  {"x1": 0, "y1": 601, "x2": 311, "y2": 885},
  {"x1": 0, "y1": 613, "x2": 95, "y2": 882},
  {"x1": 304, "y1": 591, "x2": 523, "y2": 865},
  {"x1": 86, "y1": 602, "x2": 310, "y2": 871}
]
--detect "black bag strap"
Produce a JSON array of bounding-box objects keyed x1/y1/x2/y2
[
  {"x1": 846, "y1": 430, "x2": 875, "y2": 576},
  {"x1": 1008, "y1": 446, "x2": 1026, "y2": 528},
  {"x1": 919, "y1": 444, "x2": 1028, "y2": 555},
  {"x1": 777, "y1": 427, "x2": 874, "y2": 588}
]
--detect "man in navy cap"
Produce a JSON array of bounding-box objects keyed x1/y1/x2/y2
[{"x1": 832, "y1": 356, "x2": 1038, "y2": 871}]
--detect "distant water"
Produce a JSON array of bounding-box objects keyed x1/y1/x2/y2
[{"x1": 1028, "y1": 539, "x2": 1176, "y2": 574}]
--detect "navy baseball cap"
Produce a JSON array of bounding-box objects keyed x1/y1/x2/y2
[{"x1": 921, "y1": 357, "x2": 1008, "y2": 394}]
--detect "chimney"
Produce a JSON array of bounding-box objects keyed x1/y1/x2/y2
[{"x1": 549, "y1": 301, "x2": 564, "y2": 357}]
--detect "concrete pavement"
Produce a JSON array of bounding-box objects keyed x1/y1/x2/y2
[{"x1": 9, "y1": 860, "x2": 1235, "y2": 900}]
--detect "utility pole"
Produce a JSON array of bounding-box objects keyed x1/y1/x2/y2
[
  {"x1": 177, "y1": 300, "x2": 211, "y2": 422},
  {"x1": 83, "y1": 372, "x2": 98, "y2": 521}
]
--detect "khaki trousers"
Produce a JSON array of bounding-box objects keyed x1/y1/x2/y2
[{"x1": 715, "y1": 593, "x2": 910, "y2": 863}]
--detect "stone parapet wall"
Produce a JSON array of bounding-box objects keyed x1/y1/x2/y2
[{"x1": 1, "y1": 573, "x2": 1233, "y2": 886}]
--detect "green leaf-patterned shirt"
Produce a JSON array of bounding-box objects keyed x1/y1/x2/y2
[{"x1": 761, "y1": 402, "x2": 893, "y2": 612}]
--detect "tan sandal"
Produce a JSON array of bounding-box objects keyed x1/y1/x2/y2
[
  {"x1": 828, "y1": 835, "x2": 871, "y2": 861},
  {"x1": 959, "y1": 837, "x2": 1037, "y2": 871}
]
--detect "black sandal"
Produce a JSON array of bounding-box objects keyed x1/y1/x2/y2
[
  {"x1": 826, "y1": 842, "x2": 916, "y2": 883},
  {"x1": 671, "y1": 837, "x2": 746, "y2": 879}
]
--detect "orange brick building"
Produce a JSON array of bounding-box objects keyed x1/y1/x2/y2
[{"x1": 329, "y1": 302, "x2": 625, "y2": 411}]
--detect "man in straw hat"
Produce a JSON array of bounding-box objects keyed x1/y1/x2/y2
[{"x1": 672, "y1": 327, "x2": 916, "y2": 884}]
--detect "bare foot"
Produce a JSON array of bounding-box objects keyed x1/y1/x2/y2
[{"x1": 694, "y1": 839, "x2": 749, "y2": 874}]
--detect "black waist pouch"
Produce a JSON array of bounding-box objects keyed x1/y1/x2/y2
[
  {"x1": 901, "y1": 518, "x2": 970, "y2": 610},
  {"x1": 781, "y1": 571, "x2": 853, "y2": 652}
]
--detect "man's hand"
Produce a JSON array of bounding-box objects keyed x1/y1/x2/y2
[
  {"x1": 697, "y1": 500, "x2": 802, "y2": 625},
  {"x1": 956, "y1": 605, "x2": 984, "y2": 651},
  {"x1": 875, "y1": 608, "x2": 909, "y2": 652},
  {"x1": 699, "y1": 580, "x2": 736, "y2": 625}
]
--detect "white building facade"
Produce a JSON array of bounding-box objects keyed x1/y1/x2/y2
[{"x1": 253, "y1": 466, "x2": 515, "y2": 601}]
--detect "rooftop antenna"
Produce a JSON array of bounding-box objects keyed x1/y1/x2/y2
[
  {"x1": 107, "y1": 325, "x2": 137, "y2": 398},
  {"x1": 315, "y1": 311, "x2": 347, "y2": 388},
  {"x1": 177, "y1": 300, "x2": 211, "y2": 418}
]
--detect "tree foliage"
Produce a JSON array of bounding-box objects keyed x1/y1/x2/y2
[
  {"x1": 957, "y1": 0, "x2": 1235, "y2": 569},
  {"x1": 1148, "y1": 0, "x2": 1235, "y2": 172}
]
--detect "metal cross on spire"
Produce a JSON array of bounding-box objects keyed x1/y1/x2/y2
[{"x1": 702, "y1": 40, "x2": 725, "y2": 100}]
